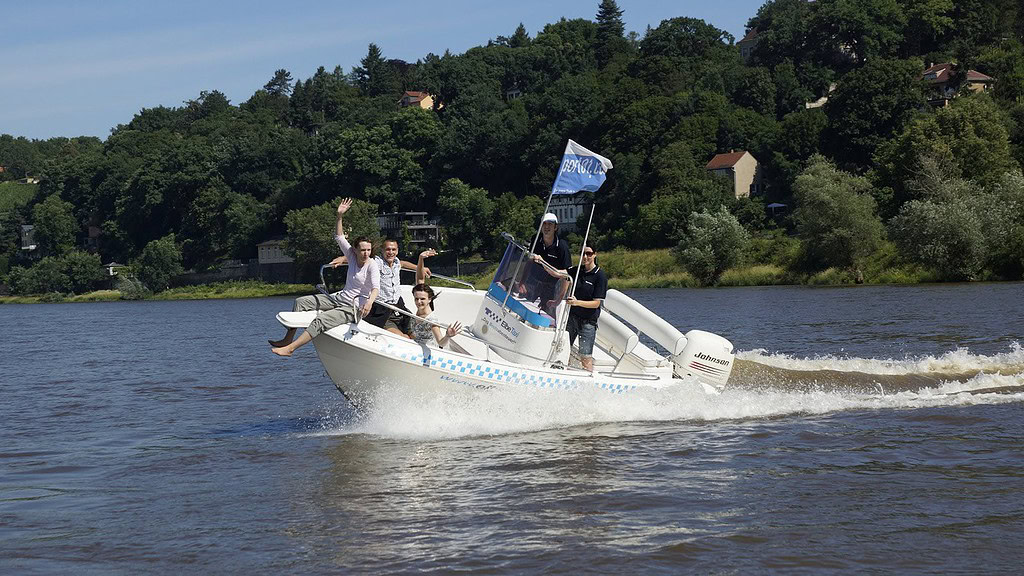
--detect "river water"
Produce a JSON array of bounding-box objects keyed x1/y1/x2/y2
[{"x1": 2, "y1": 284, "x2": 1023, "y2": 573}]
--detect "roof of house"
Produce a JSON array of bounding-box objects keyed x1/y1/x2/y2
[
  {"x1": 402, "y1": 90, "x2": 430, "y2": 101},
  {"x1": 738, "y1": 28, "x2": 759, "y2": 43},
  {"x1": 706, "y1": 151, "x2": 749, "y2": 170},
  {"x1": 923, "y1": 63, "x2": 994, "y2": 84}
]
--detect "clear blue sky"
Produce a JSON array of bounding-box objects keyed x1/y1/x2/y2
[{"x1": 1, "y1": 0, "x2": 762, "y2": 140}]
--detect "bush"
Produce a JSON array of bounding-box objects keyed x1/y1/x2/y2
[
  {"x1": 890, "y1": 195, "x2": 986, "y2": 281},
  {"x1": 62, "y1": 251, "x2": 105, "y2": 293},
  {"x1": 136, "y1": 234, "x2": 184, "y2": 291},
  {"x1": 672, "y1": 205, "x2": 749, "y2": 286},
  {"x1": 116, "y1": 274, "x2": 150, "y2": 300},
  {"x1": 793, "y1": 156, "x2": 885, "y2": 271},
  {"x1": 7, "y1": 257, "x2": 71, "y2": 294}
]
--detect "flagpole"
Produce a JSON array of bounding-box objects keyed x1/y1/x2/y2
[
  {"x1": 529, "y1": 178, "x2": 560, "y2": 256},
  {"x1": 573, "y1": 204, "x2": 596, "y2": 291}
]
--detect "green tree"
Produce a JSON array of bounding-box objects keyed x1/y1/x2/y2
[
  {"x1": 977, "y1": 170, "x2": 1024, "y2": 279},
  {"x1": 264, "y1": 69, "x2": 294, "y2": 96},
  {"x1": 352, "y1": 43, "x2": 402, "y2": 97},
  {"x1": 436, "y1": 178, "x2": 494, "y2": 256},
  {"x1": 7, "y1": 257, "x2": 71, "y2": 295},
  {"x1": 224, "y1": 192, "x2": 271, "y2": 259},
  {"x1": 903, "y1": 0, "x2": 954, "y2": 55},
  {"x1": 319, "y1": 124, "x2": 426, "y2": 211},
  {"x1": 489, "y1": 193, "x2": 544, "y2": 256},
  {"x1": 283, "y1": 198, "x2": 380, "y2": 282},
  {"x1": 31, "y1": 194, "x2": 77, "y2": 256},
  {"x1": 672, "y1": 205, "x2": 750, "y2": 285},
  {"x1": 824, "y1": 58, "x2": 926, "y2": 169},
  {"x1": 62, "y1": 250, "x2": 104, "y2": 294},
  {"x1": 891, "y1": 161, "x2": 1024, "y2": 280},
  {"x1": 595, "y1": 0, "x2": 629, "y2": 68},
  {"x1": 793, "y1": 156, "x2": 885, "y2": 270},
  {"x1": 873, "y1": 93, "x2": 1018, "y2": 216},
  {"x1": 136, "y1": 234, "x2": 184, "y2": 291},
  {"x1": 810, "y1": 0, "x2": 907, "y2": 64}
]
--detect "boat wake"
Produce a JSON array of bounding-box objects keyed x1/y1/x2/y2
[{"x1": 304, "y1": 343, "x2": 1024, "y2": 440}]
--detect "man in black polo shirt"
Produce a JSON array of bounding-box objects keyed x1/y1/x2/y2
[
  {"x1": 565, "y1": 245, "x2": 608, "y2": 372},
  {"x1": 527, "y1": 212, "x2": 572, "y2": 316}
]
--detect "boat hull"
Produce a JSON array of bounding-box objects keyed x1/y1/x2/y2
[{"x1": 311, "y1": 323, "x2": 656, "y2": 406}]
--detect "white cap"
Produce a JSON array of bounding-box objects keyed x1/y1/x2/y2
[{"x1": 542, "y1": 212, "x2": 558, "y2": 224}]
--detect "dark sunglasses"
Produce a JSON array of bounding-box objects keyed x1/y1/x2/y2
[{"x1": 583, "y1": 251, "x2": 595, "y2": 256}]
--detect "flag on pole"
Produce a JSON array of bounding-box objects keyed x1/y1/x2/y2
[{"x1": 550, "y1": 139, "x2": 613, "y2": 195}]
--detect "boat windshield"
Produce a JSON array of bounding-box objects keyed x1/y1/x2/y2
[{"x1": 487, "y1": 241, "x2": 570, "y2": 329}]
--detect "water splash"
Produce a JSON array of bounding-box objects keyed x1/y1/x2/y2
[{"x1": 302, "y1": 343, "x2": 1024, "y2": 441}]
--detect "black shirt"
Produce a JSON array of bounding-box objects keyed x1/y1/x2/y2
[
  {"x1": 530, "y1": 235, "x2": 571, "y2": 271},
  {"x1": 567, "y1": 264, "x2": 608, "y2": 321}
]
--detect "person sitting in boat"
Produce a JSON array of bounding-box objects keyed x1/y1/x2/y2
[
  {"x1": 270, "y1": 198, "x2": 379, "y2": 357},
  {"x1": 526, "y1": 212, "x2": 571, "y2": 316},
  {"x1": 562, "y1": 245, "x2": 608, "y2": 372},
  {"x1": 407, "y1": 248, "x2": 462, "y2": 348},
  {"x1": 333, "y1": 239, "x2": 431, "y2": 337}
]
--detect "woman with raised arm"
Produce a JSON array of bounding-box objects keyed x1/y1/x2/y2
[
  {"x1": 271, "y1": 198, "x2": 379, "y2": 357},
  {"x1": 406, "y1": 247, "x2": 461, "y2": 348}
]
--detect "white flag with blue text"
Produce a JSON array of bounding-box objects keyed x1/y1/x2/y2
[{"x1": 550, "y1": 139, "x2": 613, "y2": 195}]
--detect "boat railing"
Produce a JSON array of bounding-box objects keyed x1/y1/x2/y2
[{"x1": 318, "y1": 262, "x2": 478, "y2": 292}]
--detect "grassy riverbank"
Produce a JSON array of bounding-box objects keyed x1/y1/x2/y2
[
  {"x1": 0, "y1": 247, "x2": 946, "y2": 304},
  {"x1": 0, "y1": 281, "x2": 310, "y2": 304}
]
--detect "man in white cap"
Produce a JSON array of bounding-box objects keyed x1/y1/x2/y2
[{"x1": 527, "y1": 212, "x2": 572, "y2": 316}]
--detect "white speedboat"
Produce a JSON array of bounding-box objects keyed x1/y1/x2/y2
[{"x1": 276, "y1": 237, "x2": 736, "y2": 406}]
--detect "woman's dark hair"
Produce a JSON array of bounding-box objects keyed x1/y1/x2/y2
[
  {"x1": 412, "y1": 282, "x2": 436, "y2": 311},
  {"x1": 352, "y1": 236, "x2": 373, "y2": 250}
]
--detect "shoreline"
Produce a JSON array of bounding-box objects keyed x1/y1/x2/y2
[
  {"x1": 1, "y1": 269, "x2": 998, "y2": 305},
  {"x1": 0, "y1": 246, "x2": 993, "y2": 304}
]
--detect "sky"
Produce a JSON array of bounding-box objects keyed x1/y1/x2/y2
[{"x1": 1, "y1": 0, "x2": 763, "y2": 141}]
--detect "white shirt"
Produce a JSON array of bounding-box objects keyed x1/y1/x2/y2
[{"x1": 373, "y1": 256, "x2": 402, "y2": 304}]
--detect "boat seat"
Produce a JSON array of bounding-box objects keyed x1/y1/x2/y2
[{"x1": 277, "y1": 310, "x2": 319, "y2": 329}]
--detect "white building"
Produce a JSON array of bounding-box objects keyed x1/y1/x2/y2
[{"x1": 257, "y1": 239, "x2": 294, "y2": 264}]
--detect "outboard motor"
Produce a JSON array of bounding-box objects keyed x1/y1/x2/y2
[{"x1": 673, "y1": 330, "x2": 735, "y2": 392}]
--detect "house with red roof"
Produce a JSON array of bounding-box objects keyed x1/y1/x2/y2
[
  {"x1": 706, "y1": 151, "x2": 762, "y2": 199},
  {"x1": 922, "y1": 63, "x2": 995, "y2": 107},
  {"x1": 738, "y1": 28, "x2": 759, "y2": 63},
  {"x1": 398, "y1": 91, "x2": 435, "y2": 110}
]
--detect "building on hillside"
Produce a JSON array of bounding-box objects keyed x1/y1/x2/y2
[
  {"x1": 256, "y1": 238, "x2": 295, "y2": 283},
  {"x1": 738, "y1": 28, "x2": 759, "y2": 63},
  {"x1": 505, "y1": 85, "x2": 522, "y2": 101},
  {"x1": 377, "y1": 212, "x2": 441, "y2": 252},
  {"x1": 923, "y1": 63, "x2": 995, "y2": 107},
  {"x1": 398, "y1": 91, "x2": 435, "y2": 110},
  {"x1": 706, "y1": 150, "x2": 762, "y2": 199},
  {"x1": 103, "y1": 262, "x2": 127, "y2": 276},
  {"x1": 547, "y1": 193, "x2": 588, "y2": 233},
  {"x1": 257, "y1": 239, "x2": 294, "y2": 265},
  {"x1": 17, "y1": 176, "x2": 40, "y2": 184}
]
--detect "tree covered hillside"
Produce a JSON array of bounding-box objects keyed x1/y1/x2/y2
[{"x1": 2, "y1": 0, "x2": 1023, "y2": 294}]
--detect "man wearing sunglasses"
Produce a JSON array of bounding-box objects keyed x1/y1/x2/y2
[{"x1": 565, "y1": 246, "x2": 608, "y2": 372}]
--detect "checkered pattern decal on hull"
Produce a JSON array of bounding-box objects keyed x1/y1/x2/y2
[{"x1": 379, "y1": 341, "x2": 637, "y2": 394}]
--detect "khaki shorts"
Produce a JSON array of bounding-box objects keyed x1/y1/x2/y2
[{"x1": 306, "y1": 306, "x2": 358, "y2": 338}]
